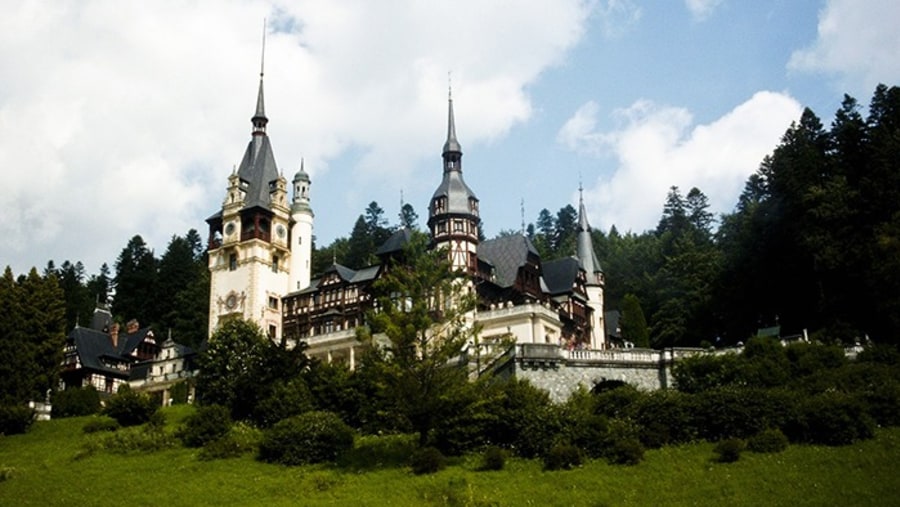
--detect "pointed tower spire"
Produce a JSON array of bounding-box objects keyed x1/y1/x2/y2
[
  {"x1": 252, "y1": 20, "x2": 268, "y2": 136},
  {"x1": 442, "y1": 84, "x2": 462, "y2": 157},
  {"x1": 577, "y1": 184, "x2": 603, "y2": 283}
]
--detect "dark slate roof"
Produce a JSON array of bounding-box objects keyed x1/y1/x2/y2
[
  {"x1": 236, "y1": 134, "x2": 279, "y2": 212},
  {"x1": 431, "y1": 169, "x2": 477, "y2": 215},
  {"x1": 351, "y1": 265, "x2": 381, "y2": 283},
  {"x1": 376, "y1": 228, "x2": 412, "y2": 256},
  {"x1": 478, "y1": 234, "x2": 539, "y2": 288},
  {"x1": 577, "y1": 194, "x2": 603, "y2": 279},
  {"x1": 431, "y1": 95, "x2": 477, "y2": 216},
  {"x1": 443, "y1": 95, "x2": 462, "y2": 154},
  {"x1": 323, "y1": 263, "x2": 358, "y2": 282},
  {"x1": 69, "y1": 327, "x2": 118, "y2": 372},
  {"x1": 542, "y1": 257, "x2": 580, "y2": 296}
]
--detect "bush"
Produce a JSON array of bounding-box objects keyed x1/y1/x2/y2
[
  {"x1": 95, "y1": 425, "x2": 176, "y2": 454},
  {"x1": 82, "y1": 416, "x2": 120, "y2": 434},
  {"x1": 479, "y1": 446, "x2": 506, "y2": 471},
  {"x1": 481, "y1": 379, "x2": 561, "y2": 458},
  {"x1": 410, "y1": 446, "x2": 446, "y2": 475},
  {"x1": 606, "y1": 436, "x2": 645, "y2": 465},
  {"x1": 633, "y1": 390, "x2": 695, "y2": 448},
  {"x1": 178, "y1": 405, "x2": 232, "y2": 448},
  {"x1": 787, "y1": 392, "x2": 875, "y2": 446},
  {"x1": 251, "y1": 378, "x2": 314, "y2": 428},
  {"x1": 103, "y1": 385, "x2": 157, "y2": 427},
  {"x1": 747, "y1": 428, "x2": 789, "y2": 453},
  {"x1": 0, "y1": 405, "x2": 34, "y2": 435},
  {"x1": 51, "y1": 387, "x2": 101, "y2": 418},
  {"x1": 198, "y1": 434, "x2": 247, "y2": 461},
  {"x1": 713, "y1": 438, "x2": 745, "y2": 463},
  {"x1": 693, "y1": 387, "x2": 794, "y2": 441},
  {"x1": 258, "y1": 411, "x2": 355, "y2": 466},
  {"x1": 543, "y1": 443, "x2": 582, "y2": 471},
  {"x1": 559, "y1": 388, "x2": 609, "y2": 459}
]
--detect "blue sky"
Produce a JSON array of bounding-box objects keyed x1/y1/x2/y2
[{"x1": 1, "y1": 0, "x2": 898, "y2": 276}]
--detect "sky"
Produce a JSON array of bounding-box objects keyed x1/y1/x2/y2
[{"x1": 1, "y1": 0, "x2": 899, "y2": 277}]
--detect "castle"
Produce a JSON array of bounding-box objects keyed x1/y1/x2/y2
[{"x1": 205, "y1": 69, "x2": 609, "y2": 374}]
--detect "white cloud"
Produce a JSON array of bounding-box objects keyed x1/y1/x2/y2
[
  {"x1": 593, "y1": 0, "x2": 643, "y2": 38},
  {"x1": 684, "y1": 0, "x2": 724, "y2": 21},
  {"x1": 0, "y1": 0, "x2": 593, "y2": 275},
  {"x1": 789, "y1": 0, "x2": 900, "y2": 96},
  {"x1": 562, "y1": 92, "x2": 803, "y2": 233}
]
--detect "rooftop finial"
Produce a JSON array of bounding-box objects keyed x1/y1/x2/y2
[
  {"x1": 442, "y1": 73, "x2": 461, "y2": 155},
  {"x1": 260, "y1": 18, "x2": 267, "y2": 78},
  {"x1": 252, "y1": 19, "x2": 268, "y2": 134}
]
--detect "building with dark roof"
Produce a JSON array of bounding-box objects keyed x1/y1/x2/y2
[
  {"x1": 277, "y1": 89, "x2": 607, "y2": 366},
  {"x1": 61, "y1": 306, "x2": 196, "y2": 403}
]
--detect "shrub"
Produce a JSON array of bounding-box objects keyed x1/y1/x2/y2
[
  {"x1": 178, "y1": 405, "x2": 232, "y2": 448},
  {"x1": 410, "y1": 446, "x2": 446, "y2": 475},
  {"x1": 633, "y1": 390, "x2": 695, "y2": 448},
  {"x1": 606, "y1": 436, "x2": 645, "y2": 466},
  {"x1": 559, "y1": 388, "x2": 609, "y2": 459},
  {"x1": 51, "y1": 387, "x2": 101, "y2": 418},
  {"x1": 95, "y1": 425, "x2": 176, "y2": 454},
  {"x1": 481, "y1": 379, "x2": 561, "y2": 458},
  {"x1": 103, "y1": 385, "x2": 157, "y2": 427},
  {"x1": 82, "y1": 416, "x2": 120, "y2": 434},
  {"x1": 693, "y1": 387, "x2": 794, "y2": 441},
  {"x1": 198, "y1": 434, "x2": 247, "y2": 461},
  {"x1": 479, "y1": 446, "x2": 506, "y2": 471},
  {"x1": 251, "y1": 378, "x2": 314, "y2": 428},
  {"x1": 787, "y1": 392, "x2": 875, "y2": 446},
  {"x1": 747, "y1": 428, "x2": 789, "y2": 453},
  {"x1": 713, "y1": 438, "x2": 745, "y2": 463},
  {"x1": 0, "y1": 405, "x2": 34, "y2": 435},
  {"x1": 592, "y1": 384, "x2": 642, "y2": 419},
  {"x1": 258, "y1": 411, "x2": 355, "y2": 466},
  {"x1": 543, "y1": 443, "x2": 582, "y2": 471},
  {"x1": 169, "y1": 381, "x2": 192, "y2": 405}
]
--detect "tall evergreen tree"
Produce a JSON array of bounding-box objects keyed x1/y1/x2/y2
[{"x1": 113, "y1": 235, "x2": 159, "y2": 324}]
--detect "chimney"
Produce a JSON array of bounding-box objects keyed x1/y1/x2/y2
[
  {"x1": 110, "y1": 323, "x2": 120, "y2": 348},
  {"x1": 126, "y1": 319, "x2": 140, "y2": 334}
]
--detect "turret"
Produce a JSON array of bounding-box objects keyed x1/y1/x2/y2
[
  {"x1": 576, "y1": 186, "x2": 606, "y2": 348},
  {"x1": 427, "y1": 88, "x2": 480, "y2": 273},
  {"x1": 290, "y1": 160, "x2": 314, "y2": 291}
]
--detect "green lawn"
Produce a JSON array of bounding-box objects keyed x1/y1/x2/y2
[{"x1": 1, "y1": 406, "x2": 899, "y2": 506}]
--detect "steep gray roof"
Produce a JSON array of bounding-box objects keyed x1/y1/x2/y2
[
  {"x1": 576, "y1": 191, "x2": 603, "y2": 282},
  {"x1": 431, "y1": 94, "x2": 478, "y2": 216},
  {"x1": 542, "y1": 257, "x2": 580, "y2": 296},
  {"x1": 236, "y1": 75, "x2": 280, "y2": 212},
  {"x1": 376, "y1": 228, "x2": 412, "y2": 256},
  {"x1": 478, "y1": 234, "x2": 539, "y2": 288}
]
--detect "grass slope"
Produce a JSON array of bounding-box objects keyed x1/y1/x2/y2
[{"x1": 1, "y1": 406, "x2": 899, "y2": 506}]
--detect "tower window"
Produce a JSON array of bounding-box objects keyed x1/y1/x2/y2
[
  {"x1": 268, "y1": 297, "x2": 278, "y2": 310},
  {"x1": 229, "y1": 253, "x2": 237, "y2": 271},
  {"x1": 272, "y1": 255, "x2": 279, "y2": 273}
]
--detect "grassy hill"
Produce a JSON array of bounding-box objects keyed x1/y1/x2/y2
[{"x1": 1, "y1": 406, "x2": 899, "y2": 506}]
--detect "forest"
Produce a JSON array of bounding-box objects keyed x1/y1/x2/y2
[{"x1": 1, "y1": 84, "x2": 899, "y2": 407}]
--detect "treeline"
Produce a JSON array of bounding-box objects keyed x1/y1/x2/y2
[{"x1": 530, "y1": 85, "x2": 900, "y2": 347}]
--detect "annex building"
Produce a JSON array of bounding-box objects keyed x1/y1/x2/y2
[{"x1": 205, "y1": 69, "x2": 609, "y2": 376}]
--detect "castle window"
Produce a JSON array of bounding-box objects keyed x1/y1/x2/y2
[
  {"x1": 272, "y1": 255, "x2": 279, "y2": 273},
  {"x1": 229, "y1": 253, "x2": 237, "y2": 271},
  {"x1": 268, "y1": 297, "x2": 278, "y2": 310},
  {"x1": 268, "y1": 325, "x2": 277, "y2": 338},
  {"x1": 454, "y1": 220, "x2": 464, "y2": 232}
]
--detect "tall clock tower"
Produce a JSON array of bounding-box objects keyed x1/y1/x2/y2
[
  {"x1": 428, "y1": 90, "x2": 480, "y2": 273},
  {"x1": 206, "y1": 69, "x2": 296, "y2": 340}
]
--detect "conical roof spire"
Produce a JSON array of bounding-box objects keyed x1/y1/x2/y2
[
  {"x1": 577, "y1": 185, "x2": 603, "y2": 283},
  {"x1": 251, "y1": 21, "x2": 268, "y2": 135},
  {"x1": 442, "y1": 85, "x2": 462, "y2": 155}
]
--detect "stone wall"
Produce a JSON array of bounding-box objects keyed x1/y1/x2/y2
[{"x1": 488, "y1": 343, "x2": 706, "y2": 403}]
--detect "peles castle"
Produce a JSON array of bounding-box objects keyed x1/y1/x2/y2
[{"x1": 205, "y1": 69, "x2": 691, "y2": 401}]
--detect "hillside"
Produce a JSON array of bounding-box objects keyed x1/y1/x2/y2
[{"x1": 1, "y1": 406, "x2": 899, "y2": 506}]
